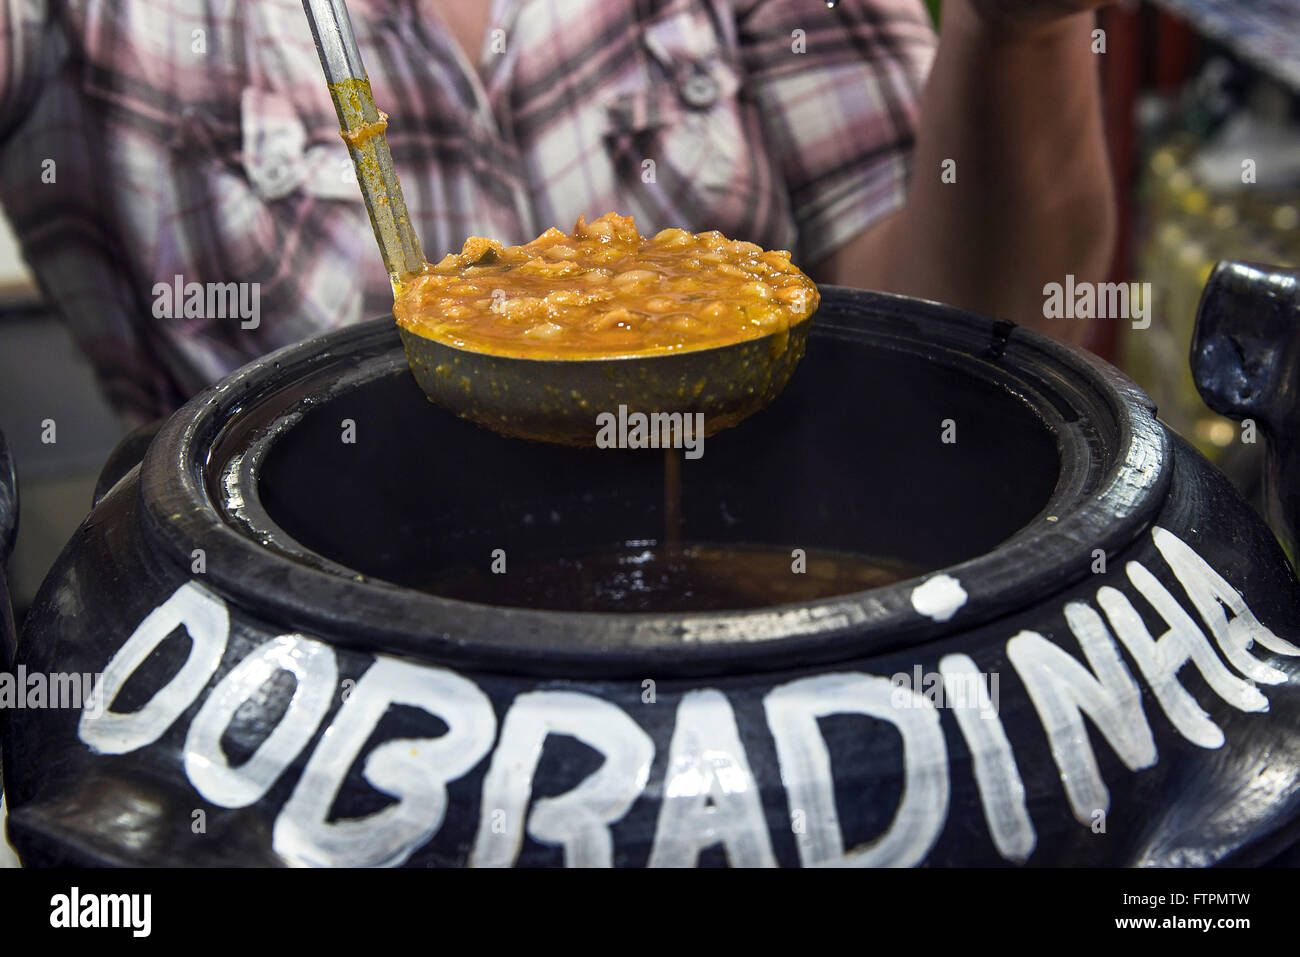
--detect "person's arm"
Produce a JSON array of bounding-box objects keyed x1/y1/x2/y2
[{"x1": 814, "y1": 0, "x2": 1115, "y2": 345}]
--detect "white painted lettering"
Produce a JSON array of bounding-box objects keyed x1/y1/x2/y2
[{"x1": 763, "y1": 673, "x2": 948, "y2": 867}]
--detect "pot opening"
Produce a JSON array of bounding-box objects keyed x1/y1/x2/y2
[{"x1": 253, "y1": 329, "x2": 1060, "y2": 613}]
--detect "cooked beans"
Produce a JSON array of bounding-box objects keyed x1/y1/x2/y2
[{"x1": 393, "y1": 212, "x2": 819, "y2": 359}]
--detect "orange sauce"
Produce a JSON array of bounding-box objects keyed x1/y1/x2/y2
[
  {"x1": 392, "y1": 212, "x2": 819, "y2": 359},
  {"x1": 340, "y1": 110, "x2": 389, "y2": 149}
]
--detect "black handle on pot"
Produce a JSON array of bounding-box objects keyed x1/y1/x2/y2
[
  {"x1": 1190, "y1": 260, "x2": 1300, "y2": 565},
  {"x1": 93, "y1": 419, "x2": 164, "y2": 509}
]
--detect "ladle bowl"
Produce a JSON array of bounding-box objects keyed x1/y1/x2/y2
[{"x1": 398, "y1": 316, "x2": 814, "y2": 445}]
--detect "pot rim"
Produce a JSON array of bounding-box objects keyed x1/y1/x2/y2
[{"x1": 138, "y1": 286, "x2": 1171, "y2": 678}]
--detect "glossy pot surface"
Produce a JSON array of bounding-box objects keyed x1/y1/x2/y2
[{"x1": 5, "y1": 287, "x2": 1300, "y2": 867}]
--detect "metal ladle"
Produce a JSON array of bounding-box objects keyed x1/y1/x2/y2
[
  {"x1": 301, "y1": 0, "x2": 813, "y2": 446},
  {"x1": 302, "y1": 0, "x2": 423, "y2": 286}
]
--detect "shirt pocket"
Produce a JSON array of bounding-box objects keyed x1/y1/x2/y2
[
  {"x1": 237, "y1": 87, "x2": 392, "y2": 319},
  {"x1": 158, "y1": 88, "x2": 375, "y2": 361},
  {"x1": 600, "y1": 7, "x2": 791, "y2": 248},
  {"x1": 240, "y1": 87, "x2": 361, "y2": 204}
]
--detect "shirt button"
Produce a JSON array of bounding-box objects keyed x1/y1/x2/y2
[{"x1": 680, "y1": 69, "x2": 719, "y2": 109}]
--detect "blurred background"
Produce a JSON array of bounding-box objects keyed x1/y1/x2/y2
[
  {"x1": 1097, "y1": 0, "x2": 1300, "y2": 522},
  {"x1": 1, "y1": 0, "x2": 1299, "y2": 625}
]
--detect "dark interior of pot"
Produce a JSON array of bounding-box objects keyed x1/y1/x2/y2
[{"x1": 253, "y1": 326, "x2": 1062, "y2": 613}]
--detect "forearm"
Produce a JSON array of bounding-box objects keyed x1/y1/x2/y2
[{"x1": 820, "y1": 0, "x2": 1115, "y2": 343}]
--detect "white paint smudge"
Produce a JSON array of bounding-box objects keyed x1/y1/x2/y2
[{"x1": 910, "y1": 574, "x2": 968, "y2": 622}]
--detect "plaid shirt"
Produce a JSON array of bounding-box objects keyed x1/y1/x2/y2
[{"x1": 0, "y1": 0, "x2": 935, "y2": 421}]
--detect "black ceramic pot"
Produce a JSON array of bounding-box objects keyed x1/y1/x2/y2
[
  {"x1": 0, "y1": 429, "x2": 16, "y2": 673},
  {"x1": 4, "y1": 281, "x2": 1300, "y2": 868}
]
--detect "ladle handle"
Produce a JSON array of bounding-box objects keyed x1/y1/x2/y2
[{"x1": 301, "y1": 0, "x2": 425, "y2": 287}]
